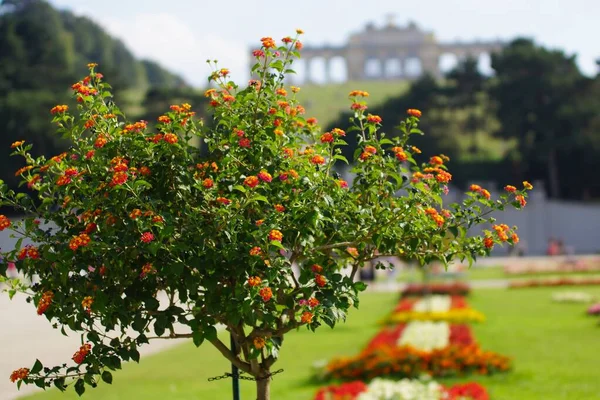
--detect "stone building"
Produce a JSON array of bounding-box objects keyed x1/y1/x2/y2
[{"x1": 253, "y1": 18, "x2": 504, "y2": 83}]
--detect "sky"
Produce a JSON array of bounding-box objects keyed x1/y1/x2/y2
[{"x1": 49, "y1": 0, "x2": 600, "y2": 87}]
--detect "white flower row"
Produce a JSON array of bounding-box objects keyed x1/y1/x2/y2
[
  {"x1": 552, "y1": 291, "x2": 596, "y2": 303},
  {"x1": 412, "y1": 295, "x2": 452, "y2": 313},
  {"x1": 357, "y1": 378, "x2": 445, "y2": 400},
  {"x1": 398, "y1": 321, "x2": 450, "y2": 351}
]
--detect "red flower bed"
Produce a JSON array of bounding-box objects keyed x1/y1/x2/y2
[
  {"x1": 509, "y1": 277, "x2": 600, "y2": 289},
  {"x1": 393, "y1": 296, "x2": 468, "y2": 312},
  {"x1": 444, "y1": 382, "x2": 490, "y2": 400},
  {"x1": 449, "y1": 324, "x2": 475, "y2": 347},
  {"x1": 366, "y1": 323, "x2": 475, "y2": 351},
  {"x1": 365, "y1": 324, "x2": 406, "y2": 351},
  {"x1": 314, "y1": 381, "x2": 367, "y2": 400},
  {"x1": 323, "y1": 344, "x2": 511, "y2": 382},
  {"x1": 401, "y1": 283, "x2": 470, "y2": 297}
]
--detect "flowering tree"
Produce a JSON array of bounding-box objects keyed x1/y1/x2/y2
[{"x1": 0, "y1": 31, "x2": 530, "y2": 400}]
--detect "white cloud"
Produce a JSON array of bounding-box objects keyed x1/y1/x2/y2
[{"x1": 101, "y1": 13, "x2": 247, "y2": 87}]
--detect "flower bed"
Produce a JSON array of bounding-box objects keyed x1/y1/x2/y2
[
  {"x1": 314, "y1": 378, "x2": 489, "y2": 400},
  {"x1": 552, "y1": 291, "x2": 596, "y2": 303},
  {"x1": 385, "y1": 296, "x2": 484, "y2": 324},
  {"x1": 401, "y1": 283, "x2": 470, "y2": 298},
  {"x1": 366, "y1": 322, "x2": 475, "y2": 352},
  {"x1": 587, "y1": 303, "x2": 600, "y2": 315},
  {"x1": 509, "y1": 277, "x2": 600, "y2": 289},
  {"x1": 320, "y1": 344, "x2": 511, "y2": 382}
]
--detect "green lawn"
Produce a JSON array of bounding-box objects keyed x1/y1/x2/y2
[
  {"x1": 294, "y1": 80, "x2": 409, "y2": 129},
  {"x1": 24, "y1": 287, "x2": 600, "y2": 400}
]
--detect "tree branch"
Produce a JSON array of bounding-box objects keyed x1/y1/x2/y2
[{"x1": 208, "y1": 337, "x2": 252, "y2": 374}]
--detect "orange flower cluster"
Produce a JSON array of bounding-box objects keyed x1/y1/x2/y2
[
  {"x1": 259, "y1": 287, "x2": 273, "y2": 302},
  {"x1": 407, "y1": 108, "x2": 422, "y2": 118},
  {"x1": 249, "y1": 246, "x2": 262, "y2": 256},
  {"x1": 72, "y1": 343, "x2": 92, "y2": 364},
  {"x1": 140, "y1": 262, "x2": 156, "y2": 278},
  {"x1": 244, "y1": 176, "x2": 259, "y2": 188},
  {"x1": 469, "y1": 184, "x2": 491, "y2": 200},
  {"x1": 320, "y1": 132, "x2": 334, "y2": 143},
  {"x1": 111, "y1": 171, "x2": 128, "y2": 186},
  {"x1": 0, "y1": 215, "x2": 11, "y2": 231},
  {"x1": 315, "y1": 274, "x2": 327, "y2": 287},
  {"x1": 18, "y1": 246, "x2": 40, "y2": 260},
  {"x1": 268, "y1": 229, "x2": 283, "y2": 242},
  {"x1": 311, "y1": 264, "x2": 323, "y2": 273},
  {"x1": 140, "y1": 232, "x2": 154, "y2": 243},
  {"x1": 274, "y1": 204, "x2": 285, "y2": 212},
  {"x1": 202, "y1": 178, "x2": 214, "y2": 189},
  {"x1": 261, "y1": 37, "x2": 276, "y2": 49},
  {"x1": 324, "y1": 344, "x2": 511, "y2": 382},
  {"x1": 366, "y1": 114, "x2": 382, "y2": 124},
  {"x1": 504, "y1": 185, "x2": 516, "y2": 193},
  {"x1": 37, "y1": 291, "x2": 54, "y2": 315},
  {"x1": 50, "y1": 105, "x2": 69, "y2": 114},
  {"x1": 349, "y1": 90, "x2": 369, "y2": 98},
  {"x1": 15, "y1": 165, "x2": 33, "y2": 176},
  {"x1": 336, "y1": 179, "x2": 349, "y2": 188},
  {"x1": 523, "y1": 181, "x2": 533, "y2": 190},
  {"x1": 425, "y1": 207, "x2": 445, "y2": 228},
  {"x1": 346, "y1": 247, "x2": 359, "y2": 258},
  {"x1": 81, "y1": 296, "x2": 93, "y2": 311},
  {"x1": 253, "y1": 337, "x2": 266, "y2": 349},
  {"x1": 248, "y1": 276, "x2": 262, "y2": 287},
  {"x1": 258, "y1": 170, "x2": 272, "y2": 182},
  {"x1": 311, "y1": 155, "x2": 326, "y2": 165},
  {"x1": 164, "y1": 133, "x2": 178, "y2": 144},
  {"x1": 9, "y1": 368, "x2": 30, "y2": 383},
  {"x1": 515, "y1": 194, "x2": 527, "y2": 207},
  {"x1": 301, "y1": 311, "x2": 314, "y2": 324},
  {"x1": 483, "y1": 237, "x2": 494, "y2": 249},
  {"x1": 391, "y1": 146, "x2": 407, "y2": 162},
  {"x1": 69, "y1": 233, "x2": 91, "y2": 251},
  {"x1": 217, "y1": 197, "x2": 231, "y2": 205},
  {"x1": 122, "y1": 121, "x2": 147, "y2": 134},
  {"x1": 94, "y1": 134, "x2": 108, "y2": 148}
]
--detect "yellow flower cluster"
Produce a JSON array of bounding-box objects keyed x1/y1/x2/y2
[{"x1": 383, "y1": 309, "x2": 485, "y2": 324}]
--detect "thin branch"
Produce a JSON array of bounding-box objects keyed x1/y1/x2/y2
[{"x1": 208, "y1": 337, "x2": 252, "y2": 374}]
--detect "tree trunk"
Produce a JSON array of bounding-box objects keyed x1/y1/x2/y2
[{"x1": 256, "y1": 374, "x2": 271, "y2": 400}]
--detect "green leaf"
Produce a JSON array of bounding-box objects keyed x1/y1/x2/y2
[
  {"x1": 250, "y1": 195, "x2": 269, "y2": 203},
  {"x1": 233, "y1": 185, "x2": 246, "y2": 193},
  {"x1": 204, "y1": 325, "x2": 217, "y2": 341},
  {"x1": 75, "y1": 379, "x2": 85, "y2": 396},
  {"x1": 31, "y1": 359, "x2": 43, "y2": 374},
  {"x1": 53, "y1": 377, "x2": 66, "y2": 391},
  {"x1": 192, "y1": 331, "x2": 204, "y2": 347},
  {"x1": 101, "y1": 371, "x2": 113, "y2": 384},
  {"x1": 354, "y1": 282, "x2": 368, "y2": 292}
]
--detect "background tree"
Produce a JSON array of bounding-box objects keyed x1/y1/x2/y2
[
  {"x1": 0, "y1": 0, "x2": 190, "y2": 196},
  {"x1": 490, "y1": 38, "x2": 588, "y2": 199}
]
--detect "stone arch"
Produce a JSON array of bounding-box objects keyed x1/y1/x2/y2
[
  {"x1": 384, "y1": 58, "x2": 403, "y2": 78},
  {"x1": 439, "y1": 52, "x2": 459, "y2": 75},
  {"x1": 328, "y1": 56, "x2": 348, "y2": 83},
  {"x1": 364, "y1": 58, "x2": 383, "y2": 79},
  {"x1": 306, "y1": 56, "x2": 327, "y2": 84},
  {"x1": 476, "y1": 52, "x2": 493, "y2": 76},
  {"x1": 404, "y1": 57, "x2": 423, "y2": 78},
  {"x1": 288, "y1": 58, "x2": 307, "y2": 84}
]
